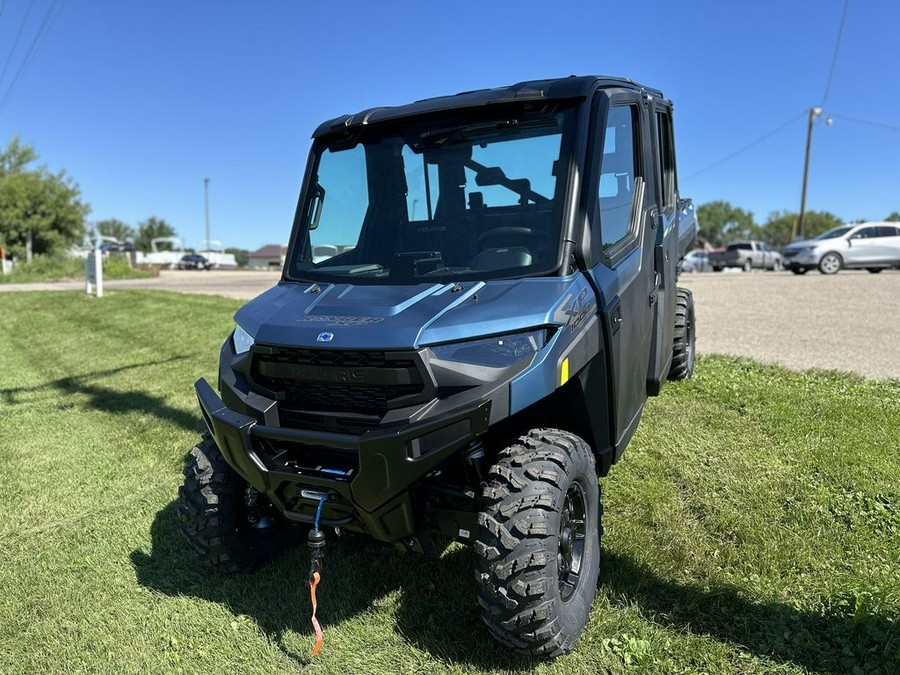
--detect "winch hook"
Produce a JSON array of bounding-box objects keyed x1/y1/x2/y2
[{"x1": 307, "y1": 494, "x2": 327, "y2": 657}]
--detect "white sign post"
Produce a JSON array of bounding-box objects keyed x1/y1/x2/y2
[{"x1": 85, "y1": 243, "x2": 103, "y2": 298}]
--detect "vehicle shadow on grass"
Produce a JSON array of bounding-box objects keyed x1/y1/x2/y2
[
  {"x1": 131, "y1": 502, "x2": 537, "y2": 671},
  {"x1": 130, "y1": 501, "x2": 898, "y2": 672},
  {"x1": 0, "y1": 357, "x2": 202, "y2": 433},
  {"x1": 601, "y1": 550, "x2": 898, "y2": 674}
]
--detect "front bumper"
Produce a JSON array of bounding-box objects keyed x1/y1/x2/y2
[
  {"x1": 783, "y1": 250, "x2": 818, "y2": 268},
  {"x1": 196, "y1": 377, "x2": 490, "y2": 543}
]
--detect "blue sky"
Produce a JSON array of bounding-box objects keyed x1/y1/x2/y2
[{"x1": 2, "y1": 0, "x2": 898, "y2": 250}]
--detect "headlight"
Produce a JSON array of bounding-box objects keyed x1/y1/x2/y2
[
  {"x1": 232, "y1": 325, "x2": 255, "y2": 354},
  {"x1": 430, "y1": 330, "x2": 547, "y2": 368}
]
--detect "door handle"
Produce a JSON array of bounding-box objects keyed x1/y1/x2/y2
[{"x1": 610, "y1": 302, "x2": 623, "y2": 335}]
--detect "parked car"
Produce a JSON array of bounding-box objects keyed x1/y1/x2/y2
[
  {"x1": 100, "y1": 241, "x2": 134, "y2": 254},
  {"x1": 177, "y1": 254, "x2": 212, "y2": 270},
  {"x1": 681, "y1": 249, "x2": 713, "y2": 273},
  {"x1": 782, "y1": 222, "x2": 900, "y2": 275},
  {"x1": 708, "y1": 240, "x2": 782, "y2": 272}
]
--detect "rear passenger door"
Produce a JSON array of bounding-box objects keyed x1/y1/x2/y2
[
  {"x1": 847, "y1": 226, "x2": 880, "y2": 264},
  {"x1": 874, "y1": 225, "x2": 900, "y2": 263},
  {"x1": 758, "y1": 243, "x2": 773, "y2": 268},
  {"x1": 647, "y1": 104, "x2": 678, "y2": 392}
]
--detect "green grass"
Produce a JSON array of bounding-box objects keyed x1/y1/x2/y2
[
  {"x1": 0, "y1": 255, "x2": 156, "y2": 283},
  {"x1": 0, "y1": 291, "x2": 897, "y2": 674}
]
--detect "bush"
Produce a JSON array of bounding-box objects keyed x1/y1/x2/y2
[
  {"x1": 0, "y1": 254, "x2": 156, "y2": 283},
  {"x1": 102, "y1": 257, "x2": 156, "y2": 280}
]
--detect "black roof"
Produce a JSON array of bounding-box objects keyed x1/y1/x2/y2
[{"x1": 312, "y1": 75, "x2": 664, "y2": 138}]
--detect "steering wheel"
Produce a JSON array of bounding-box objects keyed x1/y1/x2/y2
[{"x1": 477, "y1": 227, "x2": 538, "y2": 249}]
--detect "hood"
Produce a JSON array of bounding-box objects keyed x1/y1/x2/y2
[
  {"x1": 235, "y1": 278, "x2": 588, "y2": 350},
  {"x1": 784, "y1": 238, "x2": 819, "y2": 250}
]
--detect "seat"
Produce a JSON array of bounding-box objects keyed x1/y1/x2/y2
[{"x1": 472, "y1": 247, "x2": 532, "y2": 271}]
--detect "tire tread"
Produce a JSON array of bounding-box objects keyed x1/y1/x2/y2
[
  {"x1": 475, "y1": 429, "x2": 601, "y2": 657},
  {"x1": 669, "y1": 287, "x2": 695, "y2": 380}
]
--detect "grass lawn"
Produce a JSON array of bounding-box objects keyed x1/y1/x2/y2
[{"x1": 0, "y1": 290, "x2": 897, "y2": 674}]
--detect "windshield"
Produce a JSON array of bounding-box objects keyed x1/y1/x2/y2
[
  {"x1": 814, "y1": 225, "x2": 852, "y2": 241},
  {"x1": 286, "y1": 104, "x2": 574, "y2": 284}
]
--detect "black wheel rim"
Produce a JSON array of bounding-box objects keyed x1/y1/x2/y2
[{"x1": 558, "y1": 483, "x2": 587, "y2": 601}]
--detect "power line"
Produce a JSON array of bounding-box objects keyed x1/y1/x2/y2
[
  {"x1": 829, "y1": 114, "x2": 900, "y2": 133},
  {"x1": 0, "y1": 0, "x2": 64, "y2": 115},
  {"x1": 683, "y1": 111, "x2": 807, "y2": 181},
  {"x1": 821, "y1": 0, "x2": 850, "y2": 105},
  {"x1": 0, "y1": 0, "x2": 36, "y2": 88}
]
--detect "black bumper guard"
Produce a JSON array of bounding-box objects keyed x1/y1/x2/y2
[{"x1": 195, "y1": 378, "x2": 491, "y2": 542}]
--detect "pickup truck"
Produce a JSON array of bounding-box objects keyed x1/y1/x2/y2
[{"x1": 709, "y1": 240, "x2": 782, "y2": 271}]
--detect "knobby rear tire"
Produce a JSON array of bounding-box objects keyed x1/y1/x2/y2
[{"x1": 668, "y1": 287, "x2": 696, "y2": 380}]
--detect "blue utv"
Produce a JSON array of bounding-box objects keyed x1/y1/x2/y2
[{"x1": 179, "y1": 75, "x2": 698, "y2": 657}]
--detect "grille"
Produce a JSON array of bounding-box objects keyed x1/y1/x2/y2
[
  {"x1": 259, "y1": 348, "x2": 416, "y2": 370},
  {"x1": 277, "y1": 380, "x2": 422, "y2": 414},
  {"x1": 251, "y1": 347, "x2": 428, "y2": 425}
]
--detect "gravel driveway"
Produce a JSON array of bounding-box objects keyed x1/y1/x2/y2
[
  {"x1": 3, "y1": 268, "x2": 898, "y2": 380},
  {"x1": 679, "y1": 270, "x2": 900, "y2": 380}
]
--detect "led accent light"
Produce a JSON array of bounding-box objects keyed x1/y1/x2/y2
[{"x1": 232, "y1": 325, "x2": 255, "y2": 354}]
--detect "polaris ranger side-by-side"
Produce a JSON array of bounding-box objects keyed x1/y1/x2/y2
[{"x1": 179, "y1": 76, "x2": 698, "y2": 657}]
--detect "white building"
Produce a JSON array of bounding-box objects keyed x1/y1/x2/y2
[{"x1": 248, "y1": 244, "x2": 288, "y2": 270}]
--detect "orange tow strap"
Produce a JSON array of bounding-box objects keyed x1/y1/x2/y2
[{"x1": 309, "y1": 570, "x2": 323, "y2": 657}]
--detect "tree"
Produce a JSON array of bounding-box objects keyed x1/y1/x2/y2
[
  {"x1": 134, "y1": 217, "x2": 178, "y2": 252},
  {"x1": 696, "y1": 201, "x2": 756, "y2": 247},
  {"x1": 0, "y1": 136, "x2": 36, "y2": 173},
  {"x1": 759, "y1": 210, "x2": 843, "y2": 248},
  {"x1": 886, "y1": 212, "x2": 900, "y2": 222},
  {"x1": 95, "y1": 218, "x2": 134, "y2": 243},
  {"x1": 225, "y1": 247, "x2": 249, "y2": 267},
  {"x1": 0, "y1": 136, "x2": 90, "y2": 258}
]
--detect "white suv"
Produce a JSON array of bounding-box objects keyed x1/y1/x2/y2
[{"x1": 782, "y1": 222, "x2": 900, "y2": 275}]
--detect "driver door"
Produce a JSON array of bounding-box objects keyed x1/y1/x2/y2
[{"x1": 587, "y1": 93, "x2": 659, "y2": 457}]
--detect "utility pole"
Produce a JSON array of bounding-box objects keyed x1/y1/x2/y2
[
  {"x1": 793, "y1": 107, "x2": 822, "y2": 242},
  {"x1": 204, "y1": 178, "x2": 210, "y2": 252}
]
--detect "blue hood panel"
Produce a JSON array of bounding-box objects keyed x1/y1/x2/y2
[{"x1": 235, "y1": 277, "x2": 590, "y2": 349}]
